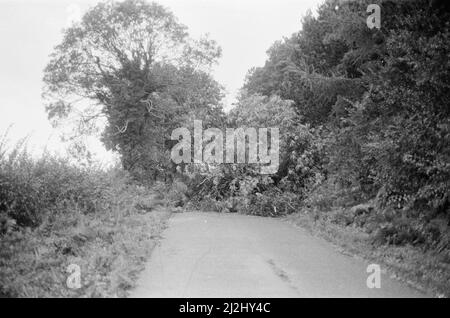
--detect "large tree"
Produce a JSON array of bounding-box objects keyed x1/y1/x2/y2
[{"x1": 43, "y1": 0, "x2": 224, "y2": 177}]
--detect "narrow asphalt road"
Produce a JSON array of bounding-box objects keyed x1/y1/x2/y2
[{"x1": 129, "y1": 212, "x2": 426, "y2": 298}]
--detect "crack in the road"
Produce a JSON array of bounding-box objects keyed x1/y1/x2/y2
[{"x1": 267, "y1": 259, "x2": 299, "y2": 293}]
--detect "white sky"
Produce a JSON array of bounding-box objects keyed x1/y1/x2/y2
[{"x1": 0, "y1": 0, "x2": 322, "y2": 161}]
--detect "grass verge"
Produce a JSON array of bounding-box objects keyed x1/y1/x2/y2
[
  {"x1": 0, "y1": 137, "x2": 172, "y2": 297},
  {"x1": 1, "y1": 191, "x2": 171, "y2": 297}
]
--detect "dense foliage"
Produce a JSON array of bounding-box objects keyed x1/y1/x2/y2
[
  {"x1": 43, "y1": 0, "x2": 225, "y2": 180},
  {"x1": 0, "y1": 136, "x2": 171, "y2": 297},
  {"x1": 241, "y1": 0, "x2": 450, "y2": 216},
  {"x1": 2, "y1": 0, "x2": 449, "y2": 297},
  {"x1": 188, "y1": 0, "x2": 449, "y2": 255},
  {"x1": 41, "y1": 0, "x2": 449, "y2": 248}
]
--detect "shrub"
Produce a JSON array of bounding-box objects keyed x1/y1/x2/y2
[
  {"x1": 0, "y1": 139, "x2": 112, "y2": 227},
  {"x1": 0, "y1": 142, "x2": 170, "y2": 297}
]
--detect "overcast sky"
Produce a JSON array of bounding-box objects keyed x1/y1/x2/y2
[{"x1": 0, "y1": 0, "x2": 322, "y2": 159}]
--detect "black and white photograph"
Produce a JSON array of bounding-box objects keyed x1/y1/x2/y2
[{"x1": 0, "y1": 0, "x2": 449, "y2": 301}]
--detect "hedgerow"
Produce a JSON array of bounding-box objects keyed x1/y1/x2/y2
[{"x1": 0, "y1": 140, "x2": 170, "y2": 297}]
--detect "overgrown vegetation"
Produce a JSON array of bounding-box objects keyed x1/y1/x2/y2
[
  {"x1": 6, "y1": 0, "x2": 448, "y2": 297},
  {"x1": 42, "y1": 0, "x2": 225, "y2": 181},
  {"x1": 0, "y1": 138, "x2": 170, "y2": 297},
  {"x1": 180, "y1": 0, "x2": 450, "y2": 295}
]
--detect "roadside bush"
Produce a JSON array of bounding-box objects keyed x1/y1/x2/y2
[
  {"x1": 160, "y1": 180, "x2": 189, "y2": 208},
  {"x1": 0, "y1": 141, "x2": 109, "y2": 227},
  {"x1": 0, "y1": 141, "x2": 170, "y2": 297},
  {"x1": 244, "y1": 190, "x2": 302, "y2": 217}
]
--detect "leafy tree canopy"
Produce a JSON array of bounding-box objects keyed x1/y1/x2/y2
[{"x1": 43, "y1": 0, "x2": 224, "y2": 175}]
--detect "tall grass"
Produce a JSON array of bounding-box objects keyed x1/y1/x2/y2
[
  {"x1": 0, "y1": 135, "x2": 170, "y2": 297},
  {"x1": 0, "y1": 136, "x2": 105, "y2": 226}
]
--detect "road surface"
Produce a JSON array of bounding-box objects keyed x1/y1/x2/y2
[{"x1": 129, "y1": 212, "x2": 426, "y2": 297}]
